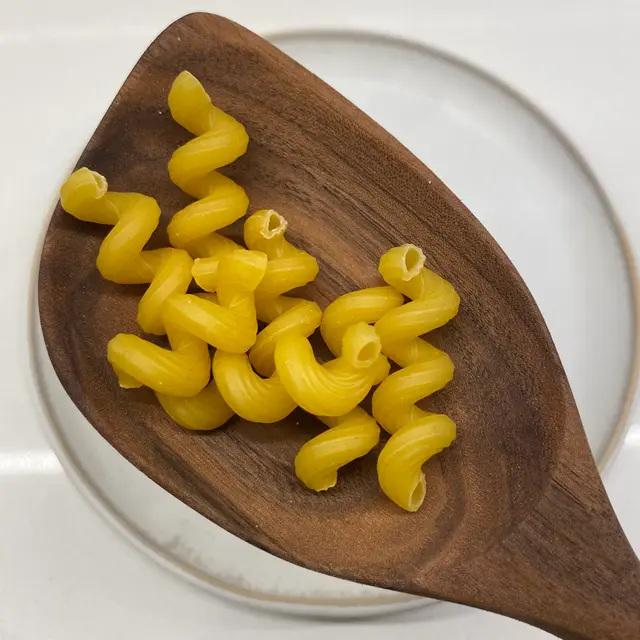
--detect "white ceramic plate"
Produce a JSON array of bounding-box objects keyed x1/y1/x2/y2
[{"x1": 30, "y1": 30, "x2": 637, "y2": 617}]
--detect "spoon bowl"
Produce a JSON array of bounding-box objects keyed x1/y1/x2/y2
[{"x1": 38, "y1": 13, "x2": 640, "y2": 639}]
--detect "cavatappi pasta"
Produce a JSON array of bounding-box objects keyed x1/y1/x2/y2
[
  {"x1": 156, "y1": 375, "x2": 235, "y2": 431},
  {"x1": 108, "y1": 248, "x2": 266, "y2": 392},
  {"x1": 59, "y1": 70, "x2": 462, "y2": 509},
  {"x1": 294, "y1": 286, "x2": 404, "y2": 491},
  {"x1": 245, "y1": 209, "x2": 320, "y2": 375},
  {"x1": 320, "y1": 286, "x2": 404, "y2": 357},
  {"x1": 166, "y1": 71, "x2": 249, "y2": 260},
  {"x1": 59, "y1": 168, "x2": 235, "y2": 430},
  {"x1": 212, "y1": 209, "x2": 321, "y2": 423},
  {"x1": 372, "y1": 244, "x2": 459, "y2": 512},
  {"x1": 108, "y1": 250, "x2": 266, "y2": 429},
  {"x1": 275, "y1": 322, "x2": 390, "y2": 417},
  {"x1": 295, "y1": 408, "x2": 380, "y2": 491},
  {"x1": 60, "y1": 168, "x2": 191, "y2": 336},
  {"x1": 153, "y1": 72, "x2": 256, "y2": 431}
]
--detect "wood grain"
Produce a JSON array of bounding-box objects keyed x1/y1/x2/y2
[{"x1": 38, "y1": 13, "x2": 639, "y2": 638}]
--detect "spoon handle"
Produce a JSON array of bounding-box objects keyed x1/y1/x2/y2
[
  {"x1": 474, "y1": 490, "x2": 640, "y2": 640},
  {"x1": 407, "y1": 446, "x2": 640, "y2": 638}
]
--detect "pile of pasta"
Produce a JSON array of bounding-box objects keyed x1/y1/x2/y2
[{"x1": 59, "y1": 71, "x2": 460, "y2": 512}]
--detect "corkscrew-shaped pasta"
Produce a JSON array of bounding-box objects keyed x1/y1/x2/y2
[
  {"x1": 244, "y1": 209, "x2": 320, "y2": 323},
  {"x1": 154, "y1": 291, "x2": 235, "y2": 431},
  {"x1": 373, "y1": 244, "x2": 460, "y2": 366},
  {"x1": 213, "y1": 350, "x2": 296, "y2": 423},
  {"x1": 212, "y1": 210, "x2": 322, "y2": 423},
  {"x1": 320, "y1": 286, "x2": 404, "y2": 357},
  {"x1": 157, "y1": 376, "x2": 235, "y2": 431},
  {"x1": 162, "y1": 249, "x2": 266, "y2": 353},
  {"x1": 294, "y1": 285, "x2": 403, "y2": 491},
  {"x1": 191, "y1": 233, "x2": 243, "y2": 286},
  {"x1": 245, "y1": 209, "x2": 321, "y2": 374},
  {"x1": 60, "y1": 168, "x2": 234, "y2": 429},
  {"x1": 195, "y1": 209, "x2": 320, "y2": 321},
  {"x1": 108, "y1": 249, "x2": 267, "y2": 396},
  {"x1": 123, "y1": 72, "x2": 259, "y2": 429},
  {"x1": 295, "y1": 408, "x2": 380, "y2": 491},
  {"x1": 376, "y1": 414, "x2": 456, "y2": 511},
  {"x1": 275, "y1": 322, "x2": 390, "y2": 417},
  {"x1": 60, "y1": 168, "x2": 193, "y2": 336},
  {"x1": 62, "y1": 74, "x2": 465, "y2": 487},
  {"x1": 372, "y1": 244, "x2": 459, "y2": 512},
  {"x1": 166, "y1": 70, "x2": 249, "y2": 259}
]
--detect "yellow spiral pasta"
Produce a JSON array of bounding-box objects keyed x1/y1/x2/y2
[
  {"x1": 320, "y1": 286, "x2": 404, "y2": 357},
  {"x1": 60, "y1": 168, "x2": 192, "y2": 336},
  {"x1": 293, "y1": 285, "x2": 403, "y2": 492},
  {"x1": 60, "y1": 168, "x2": 235, "y2": 430},
  {"x1": 212, "y1": 210, "x2": 322, "y2": 423},
  {"x1": 156, "y1": 374, "x2": 235, "y2": 431},
  {"x1": 166, "y1": 70, "x2": 249, "y2": 261},
  {"x1": 212, "y1": 350, "x2": 296, "y2": 423},
  {"x1": 275, "y1": 322, "x2": 390, "y2": 417},
  {"x1": 295, "y1": 408, "x2": 380, "y2": 491},
  {"x1": 245, "y1": 209, "x2": 320, "y2": 374},
  {"x1": 372, "y1": 244, "x2": 459, "y2": 512},
  {"x1": 152, "y1": 291, "x2": 234, "y2": 431},
  {"x1": 376, "y1": 414, "x2": 456, "y2": 511},
  {"x1": 108, "y1": 249, "x2": 266, "y2": 395},
  {"x1": 191, "y1": 232, "x2": 243, "y2": 287},
  {"x1": 194, "y1": 209, "x2": 320, "y2": 319},
  {"x1": 166, "y1": 249, "x2": 266, "y2": 352}
]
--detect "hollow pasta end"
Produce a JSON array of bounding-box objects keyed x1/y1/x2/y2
[
  {"x1": 407, "y1": 475, "x2": 427, "y2": 512},
  {"x1": 401, "y1": 244, "x2": 426, "y2": 281},
  {"x1": 261, "y1": 209, "x2": 288, "y2": 239}
]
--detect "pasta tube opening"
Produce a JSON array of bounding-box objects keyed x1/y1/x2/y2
[
  {"x1": 341, "y1": 323, "x2": 381, "y2": 370},
  {"x1": 378, "y1": 243, "x2": 426, "y2": 287},
  {"x1": 377, "y1": 415, "x2": 455, "y2": 512},
  {"x1": 402, "y1": 245, "x2": 425, "y2": 280},
  {"x1": 244, "y1": 208, "x2": 289, "y2": 256},
  {"x1": 60, "y1": 167, "x2": 109, "y2": 218}
]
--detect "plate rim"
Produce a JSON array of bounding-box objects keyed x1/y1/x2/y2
[{"x1": 26, "y1": 26, "x2": 640, "y2": 614}]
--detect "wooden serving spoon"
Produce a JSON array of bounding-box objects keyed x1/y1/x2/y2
[{"x1": 38, "y1": 12, "x2": 639, "y2": 638}]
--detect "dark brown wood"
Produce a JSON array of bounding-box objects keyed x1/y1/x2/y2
[{"x1": 38, "y1": 12, "x2": 639, "y2": 638}]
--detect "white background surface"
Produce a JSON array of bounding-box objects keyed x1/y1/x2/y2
[{"x1": 1, "y1": 1, "x2": 639, "y2": 638}]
